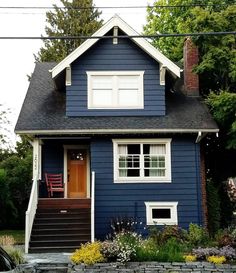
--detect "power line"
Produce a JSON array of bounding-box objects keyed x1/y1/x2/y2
[
  {"x1": 0, "y1": 3, "x2": 235, "y2": 10},
  {"x1": 0, "y1": 32, "x2": 235, "y2": 40}
]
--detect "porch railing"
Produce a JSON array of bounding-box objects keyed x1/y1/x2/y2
[
  {"x1": 25, "y1": 177, "x2": 38, "y2": 253},
  {"x1": 91, "y1": 171, "x2": 95, "y2": 242}
]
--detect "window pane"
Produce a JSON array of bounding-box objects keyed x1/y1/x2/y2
[
  {"x1": 127, "y1": 144, "x2": 140, "y2": 154},
  {"x1": 92, "y1": 76, "x2": 112, "y2": 89},
  {"x1": 92, "y1": 89, "x2": 112, "y2": 106},
  {"x1": 118, "y1": 76, "x2": 139, "y2": 89},
  {"x1": 152, "y1": 208, "x2": 171, "y2": 219},
  {"x1": 127, "y1": 169, "x2": 140, "y2": 177},
  {"x1": 118, "y1": 89, "x2": 140, "y2": 106}
]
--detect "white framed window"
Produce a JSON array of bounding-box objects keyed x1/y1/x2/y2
[
  {"x1": 113, "y1": 139, "x2": 172, "y2": 183},
  {"x1": 145, "y1": 202, "x2": 178, "y2": 225},
  {"x1": 87, "y1": 71, "x2": 144, "y2": 109}
]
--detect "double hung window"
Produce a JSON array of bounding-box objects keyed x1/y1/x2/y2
[
  {"x1": 113, "y1": 139, "x2": 171, "y2": 182},
  {"x1": 87, "y1": 71, "x2": 144, "y2": 109}
]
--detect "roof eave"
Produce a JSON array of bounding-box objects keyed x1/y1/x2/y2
[
  {"x1": 50, "y1": 15, "x2": 181, "y2": 79},
  {"x1": 15, "y1": 128, "x2": 219, "y2": 135}
]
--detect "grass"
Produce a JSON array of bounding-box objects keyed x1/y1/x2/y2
[{"x1": 0, "y1": 230, "x2": 25, "y2": 245}]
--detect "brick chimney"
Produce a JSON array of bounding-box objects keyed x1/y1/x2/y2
[{"x1": 184, "y1": 37, "x2": 199, "y2": 96}]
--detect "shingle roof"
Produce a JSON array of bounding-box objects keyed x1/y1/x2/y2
[{"x1": 15, "y1": 62, "x2": 218, "y2": 134}]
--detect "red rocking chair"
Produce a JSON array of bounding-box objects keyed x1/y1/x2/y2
[{"x1": 45, "y1": 173, "x2": 64, "y2": 198}]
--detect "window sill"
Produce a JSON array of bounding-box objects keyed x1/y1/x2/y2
[{"x1": 114, "y1": 179, "x2": 172, "y2": 184}]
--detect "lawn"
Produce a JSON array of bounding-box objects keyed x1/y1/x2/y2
[{"x1": 0, "y1": 230, "x2": 25, "y2": 245}]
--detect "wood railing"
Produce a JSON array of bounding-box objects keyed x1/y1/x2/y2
[
  {"x1": 91, "y1": 171, "x2": 95, "y2": 242},
  {"x1": 25, "y1": 177, "x2": 38, "y2": 253}
]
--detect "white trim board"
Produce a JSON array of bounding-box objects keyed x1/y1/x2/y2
[
  {"x1": 50, "y1": 14, "x2": 181, "y2": 79},
  {"x1": 15, "y1": 128, "x2": 219, "y2": 135}
]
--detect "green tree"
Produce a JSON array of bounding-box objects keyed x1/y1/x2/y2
[
  {"x1": 0, "y1": 136, "x2": 32, "y2": 228},
  {"x1": 206, "y1": 91, "x2": 236, "y2": 149},
  {"x1": 36, "y1": 0, "x2": 103, "y2": 62},
  {"x1": 144, "y1": 1, "x2": 236, "y2": 92}
]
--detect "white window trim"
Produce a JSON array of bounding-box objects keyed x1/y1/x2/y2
[
  {"x1": 113, "y1": 138, "x2": 172, "y2": 183},
  {"x1": 87, "y1": 71, "x2": 144, "y2": 109},
  {"x1": 145, "y1": 201, "x2": 178, "y2": 225}
]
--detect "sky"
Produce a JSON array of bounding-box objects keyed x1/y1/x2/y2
[{"x1": 0, "y1": 0, "x2": 151, "y2": 146}]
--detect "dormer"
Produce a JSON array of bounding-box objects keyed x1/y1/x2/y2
[{"x1": 50, "y1": 15, "x2": 181, "y2": 117}]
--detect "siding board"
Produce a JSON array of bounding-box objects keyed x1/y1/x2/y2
[
  {"x1": 91, "y1": 137, "x2": 203, "y2": 239},
  {"x1": 66, "y1": 37, "x2": 165, "y2": 116}
]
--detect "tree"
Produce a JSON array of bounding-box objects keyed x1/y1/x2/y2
[
  {"x1": 36, "y1": 0, "x2": 103, "y2": 62},
  {"x1": 144, "y1": 1, "x2": 236, "y2": 93},
  {"x1": 0, "y1": 137, "x2": 32, "y2": 229},
  {"x1": 206, "y1": 91, "x2": 236, "y2": 149}
]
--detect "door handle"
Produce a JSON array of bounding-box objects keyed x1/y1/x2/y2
[{"x1": 67, "y1": 171, "x2": 70, "y2": 182}]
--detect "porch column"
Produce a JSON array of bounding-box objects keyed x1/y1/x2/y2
[{"x1": 32, "y1": 138, "x2": 42, "y2": 180}]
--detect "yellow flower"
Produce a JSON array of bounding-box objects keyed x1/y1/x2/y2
[
  {"x1": 183, "y1": 254, "x2": 197, "y2": 262},
  {"x1": 70, "y1": 242, "x2": 105, "y2": 265},
  {"x1": 207, "y1": 255, "x2": 226, "y2": 264}
]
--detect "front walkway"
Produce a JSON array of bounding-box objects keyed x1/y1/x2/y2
[{"x1": 25, "y1": 252, "x2": 72, "y2": 264}]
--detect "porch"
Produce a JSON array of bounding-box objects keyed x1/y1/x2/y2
[{"x1": 26, "y1": 138, "x2": 95, "y2": 253}]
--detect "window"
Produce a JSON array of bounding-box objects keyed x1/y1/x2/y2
[
  {"x1": 87, "y1": 71, "x2": 144, "y2": 109},
  {"x1": 113, "y1": 139, "x2": 171, "y2": 183},
  {"x1": 145, "y1": 202, "x2": 178, "y2": 225}
]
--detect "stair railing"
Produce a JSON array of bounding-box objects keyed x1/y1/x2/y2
[
  {"x1": 91, "y1": 171, "x2": 95, "y2": 242},
  {"x1": 25, "y1": 177, "x2": 38, "y2": 253}
]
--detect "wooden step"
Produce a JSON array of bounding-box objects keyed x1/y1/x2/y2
[
  {"x1": 33, "y1": 222, "x2": 90, "y2": 229},
  {"x1": 38, "y1": 198, "x2": 91, "y2": 209},
  {"x1": 34, "y1": 216, "x2": 90, "y2": 224},
  {"x1": 30, "y1": 239, "x2": 89, "y2": 248},
  {"x1": 31, "y1": 233, "x2": 90, "y2": 241},
  {"x1": 32, "y1": 227, "x2": 90, "y2": 236},
  {"x1": 36, "y1": 210, "x2": 90, "y2": 217},
  {"x1": 29, "y1": 246, "x2": 81, "y2": 253}
]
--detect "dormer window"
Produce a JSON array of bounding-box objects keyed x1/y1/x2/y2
[{"x1": 87, "y1": 71, "x2": 144, "y2": 109}]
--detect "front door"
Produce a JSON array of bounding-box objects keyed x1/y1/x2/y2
[{"x1": 67, "y1": 149, "x2": 87, "y2": 198}]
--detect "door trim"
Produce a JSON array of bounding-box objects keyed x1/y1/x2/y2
[{"x1": 63, "y1": 145, "x2": 90, "y2": 198}]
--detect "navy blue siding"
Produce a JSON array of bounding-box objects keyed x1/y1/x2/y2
[
  {"x1": 91, "y1": 137, "x2": 203, "y2": 240},
  {"x1": 66, "y1": 37, "x2": 165, "y2": 116}
]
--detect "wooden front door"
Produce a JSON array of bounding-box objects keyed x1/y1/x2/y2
[{"x1": 67, "y1": 149, "x2": 87, "y2": 198}]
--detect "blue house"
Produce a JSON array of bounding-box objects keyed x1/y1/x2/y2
[{"x1": 15, "y1": 15, "x2": 218, "y2": 253}]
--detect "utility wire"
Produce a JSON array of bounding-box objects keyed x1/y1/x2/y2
[
  {"x1": 0, "y1": 3, "x2": 235, "y2": 10},
  {"x1": 0, "y1": 32, "x2": 235, "y2": 40}
]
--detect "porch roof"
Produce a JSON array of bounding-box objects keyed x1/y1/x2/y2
[{"x1": 15, "y1": 63, "x2": 218, "y2": 135}]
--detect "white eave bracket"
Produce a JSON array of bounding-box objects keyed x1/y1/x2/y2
[
  {"x1": 160, "y1": 65, "x2": 167, "y2": 85},
  {"x1": 65, "y1": 65, "x2": 72, "y2": 86},
  {"x1": 196, "y1": 131, "x2": 207, "y2": 143}
]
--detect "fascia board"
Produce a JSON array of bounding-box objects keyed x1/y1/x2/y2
[
  {"x1": 51, "y1": 16, "x2": 117, "y2": 78},
  {"x1": 15, "y1": 128, "x2": 219, "y2": 135},
  {"x1": 51, "y1": 15, "x2": 181, "y2": 78}
]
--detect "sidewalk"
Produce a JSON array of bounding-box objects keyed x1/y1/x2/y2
[{"x1": 25, "y1": 252, "x2": 72, "y2": 264}]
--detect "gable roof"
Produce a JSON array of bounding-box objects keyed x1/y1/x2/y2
[
  {"x1": 15, "y1": 63, "x2": 218, "y2": 135},
  {"x1": 50, "y1": 15, "x2": 181, "y2": 79}
]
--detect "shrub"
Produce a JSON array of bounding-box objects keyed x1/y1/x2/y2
[
  {"x1": 192, "y1": 246, "x2": 236, "y2": 260},
  {"x1": 114, "y1": 231, "x2": 142, "y2": 263},
  {"x1": 70, "y1": 242, "x2": 105, "y2": 265},
  {"x1": 216, "y1": 227, "x2": 236, "y2": 247},
  {"x1": 110, "y1": 217, "x2": 137, "y2": 234},
  {"x1": 0, "y1": 235, "x2": 15, "y2": 246},
  {"x1": 183, "y1": 254, "x2": 197, "y2": 262},
  {"x1": 187, "y1": 223, "x2": 210, "y2": 247},
  {"x1": 155, "y1": 238, "x2": 185, "y2": 262},
  {"x1": 3, "y1": 246, "x2": 25, "y2": 264},
  {"x1": 101, "y1": 240, "x2": 119, "y2": 261},
  {"x1": 135, "y1": 238, "x2": 159, "y2": 262},
  {"x1": 207, "y1": 255, "x2": 226, "y2": 264},
  {"x1": 149, "y1": 225, "x2": 187, "y2": 246}
]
